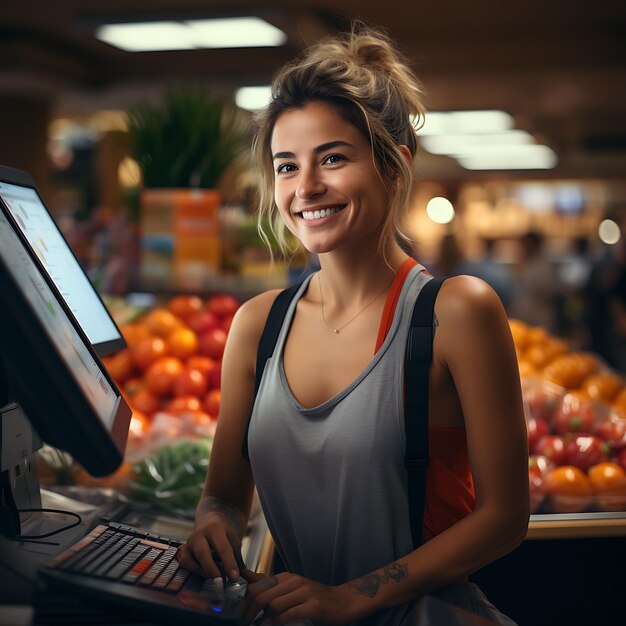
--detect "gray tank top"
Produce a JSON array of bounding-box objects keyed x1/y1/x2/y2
[{"x1": 248, "y1": 265, "x2": 430, "y2": 621}]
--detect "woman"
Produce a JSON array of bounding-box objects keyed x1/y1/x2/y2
[{"x1": 177, "y1": 25, "x2": 529, "y2": 625}]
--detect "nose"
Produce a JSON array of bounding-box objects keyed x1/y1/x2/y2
[{"x1": 295, "y1": 166, "x2": 325, "y2": 200}]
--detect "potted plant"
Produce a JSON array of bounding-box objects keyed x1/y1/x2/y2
[{"x1": 127, "y1": 86, "x2": 246, "y2": 289}]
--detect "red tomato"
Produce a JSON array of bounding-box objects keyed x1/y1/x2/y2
[
  {"x1": 207, "y1": 294, "x2": 240, "y2": 318},
  {"x1": 203, "y1": 389, "x2": 221, "y2": 418},
  {"x1": 563, "y1": 435, "x2": 610, "y2": 471},
  {"x1": 102, "y1": 349, "x2": 134, "y2": 384},
  {"x1": 173, "y1": 368, "x2": 208, "y2": 398},
  {"x1": 167, "y1": 295, "x2": 204, "y2": 321},
  {"x1": 187, "y1": 310, "x2": 221, "y2": 335},
  {"x1": 527, "y1": 417, "x2": 550, "y2": 453},
  {"x1": 528, "y1": 469, "x2": 546, "y2": 514},
  {"x1": 534, "y1": 435, "x2": 568, "y2": 465},
  {"x1": 164, "y1": 396, "x2": 203, "y2": 414},
  {"x1": 198, "y1": 328, "x2": 228, "y2": 360},
  {"x1": 130, "y1": 388, "x2": 160, "y2": 416},
  {"x1": 144, "y1": 357, "x2": 184, "y2": 396},
  {"x1": 131, "y1": 336, "x2": 168, "y2": 370},
  {"x1": 186, "y1": 355, "x2": 216, "y2": 380},
  {"x1": 595, "y1": 417, "x2": 626, "y2": 450},
  {"x1": 221, "y1": 314, "x2": 235, "y2": 333},
  {"x1": 528, "y1": 454, "x2": 556, "y2": 480},
  {"x1": 553, "y1": 395, "x2": 597, "y2": 435},
  {"x1": 525, "y1": 384, "x2": 563, "y2": 424},
  {"x1": 208, "y1": 360, "x2": 222, "y2": 389}
]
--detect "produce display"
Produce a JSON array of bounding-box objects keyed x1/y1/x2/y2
[
  {"x1": 512, "y1": 319, "x2": 626, "y2": 514},
  {"x1": 69, "y1": 293, "x2": 240, "y2": 515}
]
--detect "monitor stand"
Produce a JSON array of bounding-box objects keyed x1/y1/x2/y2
[{"x1": 0, "y1": 401, "x2": 42, "y2": 538}]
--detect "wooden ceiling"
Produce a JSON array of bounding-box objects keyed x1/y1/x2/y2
[{"x1": 2, "y1": 0, "x2": 625, "y2": 180}]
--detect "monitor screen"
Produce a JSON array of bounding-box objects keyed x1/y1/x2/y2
[
  {"x1": 0, "y1": 210, "x2": 131, "y2": 476},
  {"x1": 0, "y1": 165, "x2": 125, "y2": 356}
]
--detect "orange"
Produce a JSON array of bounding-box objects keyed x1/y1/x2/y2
[
  {"x1": 120, "y1": 323, "x2": 151, "y2": 348},
  {"x1": 612, "y1": 388, "x2": 626, "y2": 412},
  {"x1": 144, "y1": 357, "x2": 185, "y2": 396},
  {"x1": 525, "y1": 326, "x2": 550, "y2": 348},
  {"x1": 588, "y1": 462, "x2": 626, "y2": 512},
  {"x1": 509, "y1": 319, "x2": 531, "y2": 352},
  {"x1": 517, "y1": 360, "x2": 538, "y2": 380},
  {"x1": 130, "y1": 336, "x2": 168, "y2": 370},
  {"x1": 582, "y1": 372, "x2": 624, "y2": 403},
  {"x1": 544, "y1": 465, "x2": 593, "y2": 513},
  {"x1": 142, "y1": 308, "x2": 183, "y2": 337},
  {"x1": 543, "y1": 356, "x2": 582, "y2": 389},
  {"x1": 167, "y1": 295, "x2": 204, "y2": 321},
  {"x1": 524, "y1": 344, "x2": 555, "y2": 370},
  {"x1": 166, "y1": 327, "x2": 199, "y2": 360},
  {"x1": 186, "y1": 355, "x2": 216, "y2": 380},
  {"x1": 102, "y1": 348, "x2": 134, "y2": 384},
  {"x1": 129, "y1": 387, "x2": 160, "y2": 416}
]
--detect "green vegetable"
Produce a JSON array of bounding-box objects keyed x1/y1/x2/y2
[{"x1": 129, "y1": 438, "x2": 213, "y2": 517}]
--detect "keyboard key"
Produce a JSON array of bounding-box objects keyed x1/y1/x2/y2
[
  {"x1": 137, "y1": 548, "x2": 177, "y2": 586},
  {"x1": 104, "y1": 544, "x2": 150, "y2": 580},
  {"x1": 165, "y1": 568, "x2": 190, "y2": 592},
  {"x1": 122, "y1": 548, "x2": 163, "y2": 584},
  {"x1": 152, "y1": 559, "x2": 180, "y2": 589},
  {"x1": 81, "y1": 536, "x2": 134, "y2": 575}
]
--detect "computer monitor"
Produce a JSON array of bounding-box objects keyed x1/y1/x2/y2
[
  {"x1": 0, "y1": 207, "x2": 132, "y2": 536},
  {"x1": 0, "y1": 164, "x2": 126, "y2": 357}
]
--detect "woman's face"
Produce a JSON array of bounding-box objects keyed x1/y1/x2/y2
[{"x1": 270, "y1": 100, "x2": 391, "y2": 255}]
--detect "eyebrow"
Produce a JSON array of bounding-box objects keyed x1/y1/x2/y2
[{"x1": 272, "y1": 140, "x2": 354, "y2": 160}]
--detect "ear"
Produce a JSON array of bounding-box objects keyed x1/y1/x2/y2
[{"x1": 399, "y1": 144, "x2": 413, "y2": 166}]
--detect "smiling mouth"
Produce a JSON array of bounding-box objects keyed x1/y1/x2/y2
[{"x1": 296, "y1": 205, "x2": 347, "y2": 220}]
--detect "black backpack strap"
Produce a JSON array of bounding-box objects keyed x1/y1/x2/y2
[
  {"x1": 241, "y1": 282, "x2": 303, "y2": 460},
  {"x1": 405, "y1": 275, "x2": 446, "y2": 548}
]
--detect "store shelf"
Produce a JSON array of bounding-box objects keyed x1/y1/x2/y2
[{"x1": 527, "y1": 511, "x2": 626, "y2": 539}]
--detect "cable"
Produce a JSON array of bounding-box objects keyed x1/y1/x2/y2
[{"x1": 9, "y1": 507, "x2": 82, "y2": 540}]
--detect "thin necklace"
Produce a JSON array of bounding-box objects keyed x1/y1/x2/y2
[{"x1": 318, "y1": 273, "x2": 388, "y2": 334}]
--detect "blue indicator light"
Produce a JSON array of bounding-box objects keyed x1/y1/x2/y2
[{"x1": 211, "y1": 607, "x2": 223, "y2": 613}]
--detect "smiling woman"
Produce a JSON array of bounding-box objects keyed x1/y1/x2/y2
[{"x1": 177, "y1": 22, "x2": 529, "y2": 626}]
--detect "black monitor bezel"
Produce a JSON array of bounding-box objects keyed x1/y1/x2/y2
[
  {"x1": 0, "y1": 211, "x2": 131, "y2": 477},
  {"x1": 0, "y1": 164, "x2": 126, "y2": 357}
]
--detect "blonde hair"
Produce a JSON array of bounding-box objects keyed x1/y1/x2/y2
[{"x1": 252, "y1": 23, "x2": 426, "y2": 260}]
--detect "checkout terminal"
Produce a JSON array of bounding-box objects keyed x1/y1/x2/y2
[{"x1": 0, "y1": 165, "x2": 265, "y2": 625}]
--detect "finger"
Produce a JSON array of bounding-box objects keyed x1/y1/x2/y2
[
  {"x1": 191, "y1": 537, "x2": 225, "y2": 579},
  {"x1": 242, "y1": 568, "x2": 266, "y2": 583},
  {"x1": 243, "y1": 575, "x2": 281, "y2": 623},
  {"x1": 212, "y1": 529, "x2": 241, "y2": 581},
  {"x1": 175, "y1": 544, "x2": 205, "y2": 576}
]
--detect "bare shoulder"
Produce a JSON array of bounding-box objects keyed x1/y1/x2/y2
[
  {"x1": 435, "y1": 274, "x2": 506, "y2": 324},
  {"x1": 231, "y1": 288, "x2": 284, "y2": 338},
  {"x1": 433, "y1": 275, "x2": 513, "y2": 363}
]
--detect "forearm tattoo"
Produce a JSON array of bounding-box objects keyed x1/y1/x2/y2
[
  {"x1": 196, "y1": 496, "x2": 246, "y2": 537},
  {"x1": 349, "y1": 562, "x2": 409, "y2": 598}
]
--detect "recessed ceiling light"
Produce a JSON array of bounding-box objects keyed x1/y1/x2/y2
[
  {"x1": 96, "y1": 17, "x2": 287, "y2": 52},
  {"x1": 235, "y1": 86, "x2": 272, "y2": 111}
]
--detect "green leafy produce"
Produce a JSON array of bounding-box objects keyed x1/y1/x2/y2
[{"x1": 129, "y1": 438, "x2": 213, "y2": 517}]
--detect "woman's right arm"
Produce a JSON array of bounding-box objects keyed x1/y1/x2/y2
[{"x1": 176, "y1": 289, "x2": 282, "y2": 581}]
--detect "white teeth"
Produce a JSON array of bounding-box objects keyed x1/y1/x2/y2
[{"x1": 301, "y1": 206, "x2": 343, "y2": 220}]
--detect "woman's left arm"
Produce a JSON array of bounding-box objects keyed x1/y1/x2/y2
[{"x1": 243, "y1": 276, "x2": 530, "y2": 625}]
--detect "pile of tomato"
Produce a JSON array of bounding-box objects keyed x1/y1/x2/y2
[
  {"x1": 511, "y1": 319, "x2": 626, "y2": 514},
  {"x1": 102, "y1": 293, "x2": 240, "y2": 439}
]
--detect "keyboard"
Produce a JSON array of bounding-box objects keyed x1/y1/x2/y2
[{"x1": 38, "y1": 521, "x2": 247, "y2": 625}]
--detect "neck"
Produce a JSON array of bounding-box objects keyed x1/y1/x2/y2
[{"x1": 316, "y1": 239, "x2": 408, "y2": 308}]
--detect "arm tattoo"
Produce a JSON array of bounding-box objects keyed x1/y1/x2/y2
[
  {"x1": 196, "y1": 496, "x2": 246, "y2": 537},
  {"x1": 433, "y1": 313, "x2": 439, "y2": 338},
  {"x1": 348, "y1": 562, "x2": 409, "y2": 599}
]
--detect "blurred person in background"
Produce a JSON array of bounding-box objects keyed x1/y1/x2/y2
[
  {"x1": 510, "y1": 231, "x2": 557, "y2": 333},
  {"x1": 432, "y1": 231, "x2": 465, "y2": 277},
  {"x1": 456, "y1": 238, "x2": 513, "y2": 312},
  {"x1": 555, "y1": 236, "x2": 593, "y2": 348}
]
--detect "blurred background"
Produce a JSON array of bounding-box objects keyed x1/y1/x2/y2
[{"x1": 1, "y1": 0, "x2": 626, "y2": 370}]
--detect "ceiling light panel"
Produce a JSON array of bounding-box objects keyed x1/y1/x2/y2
[{"x1": 96, "y1": 17, "x2": 287, "y2": 52}]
